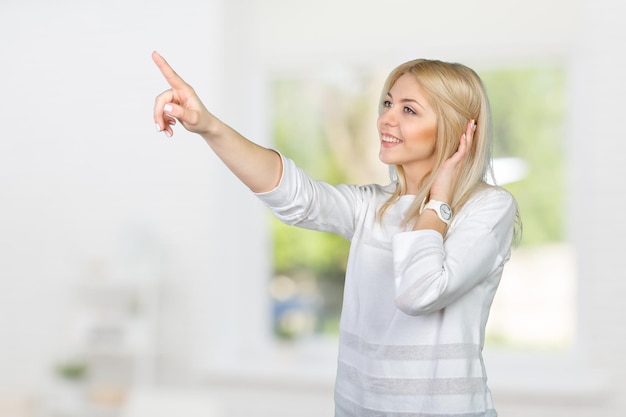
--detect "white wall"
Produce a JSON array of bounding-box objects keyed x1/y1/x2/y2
[
  {"x1": 567, "y1": 0, "x2": 626, "y2": 415},
  {"x1": 2, "y1": 0, "x2": 626, "y2": 416},
  {"x1": 0, "y1": 0, "x2": 232, "y2": 392}
]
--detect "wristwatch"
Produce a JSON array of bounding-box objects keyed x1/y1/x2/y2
[{"x1": 420, "y1": 199, "x2": 452, "y2": 225}]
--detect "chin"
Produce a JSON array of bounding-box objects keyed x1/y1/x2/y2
[{"x1": 378, "y1": 153, "x2": 396, "y2": 166}]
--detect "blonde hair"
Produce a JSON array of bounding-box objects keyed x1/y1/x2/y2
[{"x1": 378, "y1": 59, "x2": 511, "y2": 229}]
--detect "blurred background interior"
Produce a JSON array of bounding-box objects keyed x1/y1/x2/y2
[{"x1": 0, "y1": 0, "x2": 624, "y2": 416}]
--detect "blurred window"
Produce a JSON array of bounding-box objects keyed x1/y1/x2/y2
[{"x1": 269, "y1": 66, "x2": 574, "y2": 350}]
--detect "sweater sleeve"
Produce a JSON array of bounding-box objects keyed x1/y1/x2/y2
[
  {"x1": 391, "y1": 188, "x2": 517, "y2": 315},
  {"x1": 254, "y1": 153, "x2": 365, "y2": 240}
]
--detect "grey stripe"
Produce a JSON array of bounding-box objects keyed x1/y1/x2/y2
[
  {"x1": 341, "y1": 331, "x2": 480, "y2": 361},
  {"x1": 335, "y1": 392, "x2": 497, "y2": 417},
  {"x1": 338, "y1": 362, "x2": 485, "y2": 396}
]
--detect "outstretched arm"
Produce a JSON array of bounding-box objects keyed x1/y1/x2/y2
[{"x1": 152, "y1": 51, "x2": 282, "y2": 193}]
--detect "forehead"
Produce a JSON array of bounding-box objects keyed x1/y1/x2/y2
[
  {"x1": 388, "y1": 73, "x2": 432, "y2": 107},
  {"x1": 390, "y1": 73, "x2": 425, "y2": 95}
]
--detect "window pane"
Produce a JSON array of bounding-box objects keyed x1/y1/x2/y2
[
  {"x1": 269, "y1": 66, "x2": 574, "y2": 350},
  {"x1": 482, "y1": 67, "x2": 575, "y2": 350}
]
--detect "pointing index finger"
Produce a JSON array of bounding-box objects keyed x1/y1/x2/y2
[{"x1": 152, "y1": 51, "x2": 187, "y2": 89}]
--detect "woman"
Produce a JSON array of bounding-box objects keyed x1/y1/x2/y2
[{"x1": 153, "y1": 51, "x2": 519, "y2": 416}]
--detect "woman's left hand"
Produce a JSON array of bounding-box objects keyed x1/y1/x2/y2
[{"x1": 428, "y1": 119, "x2": 476, "y2": 203}]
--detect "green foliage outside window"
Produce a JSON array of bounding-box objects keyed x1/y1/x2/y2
[
  {"x1": 270, "y1": 67, "x2": 566, "y2": 339},
  {"x1": 482, "y1": 67, "x2": 565, "y2": 245}
]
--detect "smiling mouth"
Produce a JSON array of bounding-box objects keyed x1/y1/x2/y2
[{"x1": 381, "y1": 134, "x2": 402, "y2": 144}]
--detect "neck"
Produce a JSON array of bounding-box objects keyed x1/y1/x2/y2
[{"x1": 402, "y1": 164, "x2": 430, "y2": 195}]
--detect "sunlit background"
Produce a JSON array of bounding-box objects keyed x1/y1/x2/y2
[{"x1": 1, "y1": 0, "x2": 624, "y2": 416}]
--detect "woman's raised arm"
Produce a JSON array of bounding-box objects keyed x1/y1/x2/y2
[{"x1": 152, "y1": 51, "x2": 282, "y2": 193}]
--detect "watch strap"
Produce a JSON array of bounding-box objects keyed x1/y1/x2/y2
[{"x1": 420, "y1": 199, "x2": 453, "y2": 225}]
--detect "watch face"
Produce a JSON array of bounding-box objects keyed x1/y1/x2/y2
[{"x1": 440, "y1": 204, "x2": 452, "y2": 220}]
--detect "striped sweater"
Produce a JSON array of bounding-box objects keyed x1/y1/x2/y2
[{"x1": 256, "y1": 154, "x2": 516, "y2": 416}]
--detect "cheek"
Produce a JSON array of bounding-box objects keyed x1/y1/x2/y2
[
  {"x1": 423, "y1": 122, "x2": 438, "y2": 147},
  {"x1": 409, "y1": 125, "x2": 437, "y2": 147},
  {"x1": 428, "y1": 128, "x2": 438, "y2": 147}
]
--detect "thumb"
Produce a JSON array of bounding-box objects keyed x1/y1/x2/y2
[{"x1": 163, "y1": 102, "x2": 200, "y2": 128}]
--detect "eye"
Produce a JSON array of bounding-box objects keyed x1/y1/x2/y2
[
  {"x1": 403, "y1": 106, "x2": 416, "y2": 115},
  {"x1": 382, "y1": 100, "x2": 392, "y2": 108}
]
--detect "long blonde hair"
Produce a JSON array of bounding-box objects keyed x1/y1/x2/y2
[{"x1": 378, "y1": 59, "x2": 503, "y2": 227}]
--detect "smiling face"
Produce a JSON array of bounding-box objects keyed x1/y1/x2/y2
[{"x1": 377, "y1": 73, "x2": 438, "y2": 189}]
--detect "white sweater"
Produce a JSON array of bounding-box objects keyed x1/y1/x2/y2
[{"x1": 256, "y1": 155, "x2": 517, "y2": 417}]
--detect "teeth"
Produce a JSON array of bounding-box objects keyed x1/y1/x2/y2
[{"x1": 382, "y1": 135, "x2": 401, "y2": 143}]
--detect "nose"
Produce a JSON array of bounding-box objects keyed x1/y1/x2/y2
[{"x1": 378, "y1": 107, "x2": 398, "y2": 127}]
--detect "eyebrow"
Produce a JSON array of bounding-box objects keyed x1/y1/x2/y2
[{"x1": 387, "y1": 92, "x2": 425, "y2": 110}]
